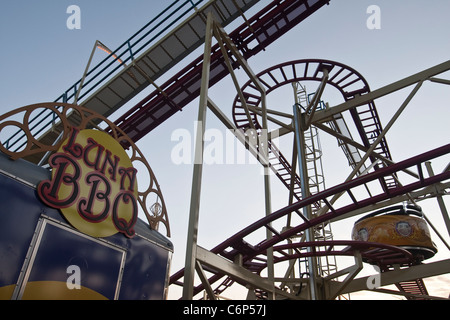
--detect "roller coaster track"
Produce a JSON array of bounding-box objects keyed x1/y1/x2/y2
[
  {"x1": 2, "y1": 0, "x2": 260, "y2": 162},
  {"x1": 2, "y1": 0, "x2": 448, "y2": 300},
  {"x1": 113, "y1": 0, "x2": 331, "y2": 142},
  {"x1": 170, "y1": 143, "x2": 450, "y2": 298},
  {"x1": 3, "y1": 0, "x2": 332, "y2": 165},
  {"x1": 232, "y1": 59, "x2": 397, "y2": 193},
  {"x1": 395, "y1": 278, "x2": 429, "y2": 300}
]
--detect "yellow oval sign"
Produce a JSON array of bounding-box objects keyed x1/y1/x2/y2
[{"x1": 38, "y1": 129, "x2": 138, "y2": 238}]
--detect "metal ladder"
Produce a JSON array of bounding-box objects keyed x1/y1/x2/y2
[{"x1": 294, "y1": 83, "x2": 340, "y2": 288}]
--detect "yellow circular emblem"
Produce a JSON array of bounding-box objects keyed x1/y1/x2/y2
[{"x1": 38, "y1": 129, "x2": 138, "y2": 238}]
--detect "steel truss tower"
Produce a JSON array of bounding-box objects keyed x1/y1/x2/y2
[
  {"x1": 292, "y1": 83, "x2": 340, "y2": 295},
  {"x1": 170, "y1": 14, "x2": 450, "y2": 299},
  {"x1": 2, "y1": 0, "x2": 449, "y2": 301}
]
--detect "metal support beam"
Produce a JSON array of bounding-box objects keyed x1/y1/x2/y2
[
  {"x1": 213, "y1": 24, "x2": 256, "y2": 131},
  {"x1": 304, "y1": 69, "x2": 328, "y2": 129},
  {"x1": 314, "y1": 122, "x2": 419, "y2": 179},
  {"x1": 323, "y1": 251, "x2": 363, "y2": 299},
  {"x1": 312, "y1": 60, "x2": 450, "y2": 124},
  {"x1": 337, "y1": 259, "x2": 450, "y2": 297},
  {"x1": 195, "y1": 246, "x2": 303, "y2": 300},
  {"x1": 74, "y1": 40, "x2": 100, "y2": 105},
  {"x1": 195, "y1": 261, "x2": 217, "y2": 300},
  {"x1": 293, "y1": 104, "x2": 320, "y2": 300},
  {"x1": 183, "y1": 12, "x2": 214, "y2": 300},
  {"x1": 183, "y1": 13, "x2": 278, "y2": 300},
  {"x1": 206, "y1": 98, "x2": 264, "y2": 164},
  {"x1": 429, "y1": 77, "x2": 450, "y2": 86},
  {"x1": 425, "y1": 161, "x2": 450, "y2": 239},
  {"x1": 212, "y1": 20, "x2": 275, "y2": 299},
  {"x1": 331, "y1": 182, "x2": 450, "y2": 223},
  {"x1": 316, "y1": 80, "x2": 424, "y2": 217}
]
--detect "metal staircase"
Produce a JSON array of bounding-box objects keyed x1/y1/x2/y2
[{"x1": 268, "y1": 140, "x2": 303, "y2": 201}]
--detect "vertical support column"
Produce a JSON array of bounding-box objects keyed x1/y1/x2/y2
[
  {"x1": 425, "y1": 161, "x2": 450, "y2": 238},
  {"x1": 182, "y1": 12, "x2": 214, "y2": 300},
  {"x1": 214, "y1": 22, "x2": 275, "y2": 298},
  {"x1": 293, "y1": 104, "x2": 320, "y2": 300},
  {"x1": 260, "y1": 92, "x2": 275, "y2": 300},
  {"x1": 74, "y1": 40, "x2": 100, "y2": 104}
]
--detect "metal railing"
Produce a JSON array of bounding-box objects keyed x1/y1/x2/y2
[{"x1": 3, "y1": 0, "x2": 205, "y2": 151}]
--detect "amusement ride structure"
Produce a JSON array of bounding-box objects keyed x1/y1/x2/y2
[{"x1": 1, "y1": 0, "x2": 449, "y2": 300}]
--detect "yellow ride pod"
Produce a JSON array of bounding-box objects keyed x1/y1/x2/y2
[{"x1": 352, "y1": 205, "x2": 437, "y2": 260}]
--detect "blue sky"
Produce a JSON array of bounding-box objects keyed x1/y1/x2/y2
[{"x1": 1, "y1": 1, "x2": 450, "y2": 299}]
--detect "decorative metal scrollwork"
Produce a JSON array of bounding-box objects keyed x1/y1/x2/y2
[{"x1": 0, "y1": 102, "x2": 170, "y2": 236}]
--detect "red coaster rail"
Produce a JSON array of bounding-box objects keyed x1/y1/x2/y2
[
  {"x1": 231, "y1": 59, "x2": 398, "y2": 194},
  {"x1": 113, "y1": 0, "x2": 331, "y2": 142},
  {"x1": 170, "y1": 143, "x2": 450, "y2": 298}
]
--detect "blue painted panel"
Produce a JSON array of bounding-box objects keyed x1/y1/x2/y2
[
  {"x1": 0, "y1": 174, "x2": 41, "y2": 291},
  {"x1": 0, "y1": 167, "x2": 172, "y2": 300},
  {"x1": 120, "y1": 235, "x2": 170, "y2": 299},
  {"x1": 25, "y1": 222, "x2": 124, "y2": 299}
]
